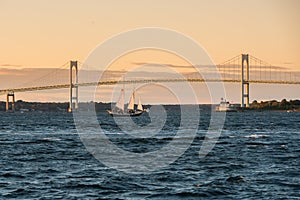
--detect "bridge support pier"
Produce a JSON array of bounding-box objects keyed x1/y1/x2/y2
[
  {"x1": 68, "y1": 61, "x2": 78, "y2": 112},
  {"x1": 241, "y1": 54, "x2": 250, "y2": 108},
  {"x1": 6, "y1": 91, "x2": 15, "y2": 112}
]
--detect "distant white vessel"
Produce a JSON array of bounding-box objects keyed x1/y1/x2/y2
[
  {"x1": 107, "y1": 89, "x2": 144, "y2": 117},
  {"x1": 215, "y1": 98, "x2": 237, "y2": 112}
]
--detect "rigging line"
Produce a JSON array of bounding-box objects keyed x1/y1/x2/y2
[
  {"x1": 234, "y1": 57, "x2": 236, "y2": 80},
  {"x1": 228, "y1": 61, "x2": 231, "y2": 80},
  {"x1": 249, "y1": 55, "x2": 269, "y2": 65},
  {"x1": 16, "y1": 61, "x2": 70, "y2": 88},
  {"x1": 260, "y1": 60, "x2": 262, "y2": 81},
  {"x1": 77, "y1": 61, "x2": 96, "y2": 70},
  {"x1": 218, "y1": 64, "x2": 224, "y2": 80},
  {"x1": 250, "y1": 56, "x2": 269, "y2": 81},
  {"x1": 223, "y1": 64, "x2": 226, "y2": 80},
  {"x1": 218, "y1": 54, "x2": 241, "y2": 66},
  {"x1": 224, "y1": 64, "x2": 226, "y2": 80},
  {"x1": 269, "y1": 64, "x2": 271, "y2": 81}
]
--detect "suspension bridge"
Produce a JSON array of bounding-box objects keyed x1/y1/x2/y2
[{"x1": 1, "y1": 54, "x2": 300, "y2": 112}]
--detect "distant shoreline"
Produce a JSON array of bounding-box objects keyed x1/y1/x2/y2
[{"x1": 1, "y1": 99, "x2": 299, "y2": 112}]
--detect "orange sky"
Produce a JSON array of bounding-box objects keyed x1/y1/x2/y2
[
  {"x1": 1, "y1": 0, "x2": 300, "y2": 68},
  {"x1": 0, "y1": 0, "x2": 299, "y2": 103}
]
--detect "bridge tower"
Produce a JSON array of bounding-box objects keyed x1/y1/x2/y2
[
  {"x1": 68, "y1": 61, "x2": 78, "y2": 112},
  {"x1": 6, "y1": 91, "x2": 15, "y2": 112},
  {"x1": 241, "y1": 54, "x2": 250, "y2": 108}
]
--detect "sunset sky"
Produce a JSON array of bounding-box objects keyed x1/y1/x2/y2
[{"x1": 0, "y1": 0, "x2": 299, "y2": 103}]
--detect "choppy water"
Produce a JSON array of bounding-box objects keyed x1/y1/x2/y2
[{"x1": 0, "y1": 108, "x2": 299, "y2": 199}]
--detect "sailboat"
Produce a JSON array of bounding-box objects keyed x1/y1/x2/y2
[{"x1": 107, "y1": 89, "x2": 144, "y2": 117}]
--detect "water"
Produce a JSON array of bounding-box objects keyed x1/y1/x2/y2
[{"x1": 0, "y1": 109, "x2": 299, "y2": 199}]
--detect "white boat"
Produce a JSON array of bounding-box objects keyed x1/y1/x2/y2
[
  {"x1": 215, "y1": 98, "x2": 237, "y2": 112},
  {"x1": 107, "y1": 89, "x2": 144, "y2": 117}
]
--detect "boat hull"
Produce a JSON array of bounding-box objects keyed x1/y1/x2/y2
[
  {"x1": 107, "y1": 110, "x2": 144, "y2": 117},
  {"x1": 215, "y1": 106, "x2": 237, "y2": 112},
  {"x1": 215, "y1": 108, "x2": 237, "y2": 112}
]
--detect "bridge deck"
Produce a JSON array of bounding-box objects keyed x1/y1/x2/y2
[{"x1": 0, "y1": 79, "x2": 299, "y2": 95}]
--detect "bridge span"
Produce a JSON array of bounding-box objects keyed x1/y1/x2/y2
[{"x1": 2, "y1": 54, "x2": 299, "y2": 112}]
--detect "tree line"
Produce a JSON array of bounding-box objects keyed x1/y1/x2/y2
[{"x1": 250, "y1": 99, "x2": 300, "y2": 110}]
